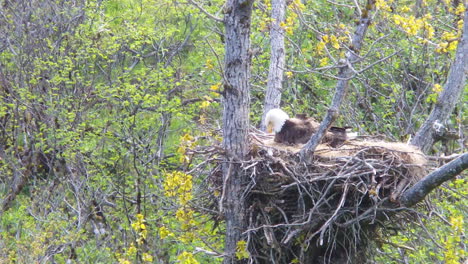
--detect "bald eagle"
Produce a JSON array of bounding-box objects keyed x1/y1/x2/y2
[{"x1": 265, "y1": 108, "x2": 357, "y2": 147}]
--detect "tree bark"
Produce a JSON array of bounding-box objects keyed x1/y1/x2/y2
[
  {"x1": 401, "y1": 153, "x2": 468, "y2": 207},
  {"x1": 411, "y1": 9, "x2": 468, "y2": 153},
  {"x1": 222, "y1": 0, "x2": 254, "y2": 263},
  {"x1": 300, "y1": 0, "x2": 376, "y2": 159},
  {"x1": 260, "y1": 0, "x2": 286, "y2": 131}
]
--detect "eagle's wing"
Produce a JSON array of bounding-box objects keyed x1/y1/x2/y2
[
  {"x1": 275, "y1": 119, "x2": 315, "y2": 144},
  {"x1": 274, "y1": 116, "x2": 354, "y2": 147}
]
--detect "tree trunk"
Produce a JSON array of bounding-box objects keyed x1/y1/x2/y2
[
  {"x1": 260, "y1": 0, "x2": 286, "y2": 131},
  {"x1": 300, "y1": 0, "x2": 376, "y2": 159},
  {"x1": 222, "y1": 0, "x2": 254, "y2": 263},
  {"x1": 411, "y1": 9, "x2": 468, "y2": 153}
]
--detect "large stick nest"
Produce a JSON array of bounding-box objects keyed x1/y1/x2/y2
[{"x1": 190, "y1": 130, "x2": 428, "y2": 263}]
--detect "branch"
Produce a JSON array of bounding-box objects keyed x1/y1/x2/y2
[
  {"x1": 187, "y1": 0, "x2": 223, "y2": 22},
  {"x1": 260, "y1": 0, "x2": 286, "y2": 131},
  {"x1": 300, "y1": 0, "x2": 375, "y2": 160},
  {"x1": 410, "y1": 9, "x2": 468, "y2": 153},
  {"x1": 357, "y1": 49, "x2": 401, "y2": 74},
  {"x1": 400, "y1": 152, "x2": 468, "y2": 207},
  {"x1": 165, "y1": 21, "x2": 196, "y2": 67}
]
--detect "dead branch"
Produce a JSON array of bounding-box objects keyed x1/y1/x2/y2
[
  {"x1": 410, "y1": 9, "x2": 468, "y2": 153},
  {"x1": 400, "y1": 152, "x2": 468, "y2": 207},
  {"x1": 300, "y1": 0, "x2": 376, "y2": 159},
  {"x1": 187, "y1": 0, "x2": 223, "y2": 22}
]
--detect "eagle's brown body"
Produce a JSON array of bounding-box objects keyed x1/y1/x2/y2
[
  {"x1": 266, "y1": 109, "x2": 352, "y2": 147},
  {"x1": 273, "y1": 116, "x2": 317, "y2": 144}
]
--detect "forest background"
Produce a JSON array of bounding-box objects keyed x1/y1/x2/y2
[{"x1": 0, "y1": 0, "x2": 466, "y2": 263}]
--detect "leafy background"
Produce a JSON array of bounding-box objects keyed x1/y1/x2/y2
[{"x1": 0, "y1": 0, "x2": 466, "y2": 263}]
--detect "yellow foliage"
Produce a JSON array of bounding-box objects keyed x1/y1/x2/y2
[
  {"x1": 291, "y1": 0, "x2": 305, "y2": 11},
  {"x1": 210, "y1": 83, "x2": 221, "y2": 91},
  {"x1": 118, "y1": 259, "x2": 132, "y2": 264},
  {"x1": 425, "y1": 23, "x2": 435, "y2": 39},
  {"x1": 159, "y1": 226, "x2": 173, "y2": 239},
  {"x1": 259, "y1": 20, "x2": 267, "y2": 32},
  {"x1": 200, "y1": 100, "x2": 210, "y2": 109},
  {"x1": 444, "y1": 215, "x2": 465, "y2": 264},
  {"x1": 199, "y1": 114, "x2": 207, "y2": 124},
  {"x1": 142, "y1": 253, "x2": 154, "y2": 262},
  {"x1": 179, "y1": 232, "x2": 196, "y2": 243},
  {"x1": 316, "y1": 41, "x2": 326, "y2": 55},
  {"x1": 177, "y1": 251, "x2": 199, "y2": 264},
  {"x1": 442, "y1": 32, "x2": 458, "y2": 41},
  {"x1": 392, "y1": 9, "x2": 461, "y2": 54},
  {"x1": 205, "y1": 59, "x2": 214, "y2": 70},
  {"x1": 432, "y1": 84, "x2": 442, "y2": 93},
  {"x1": 127, "y1": 243, "x2": 137, "y2": 256},
  {"x1": 436, "y1": 42, "x2": 449, "y2": 53},
  {"x1": 236, "y1": 240, "x2": 250, "y2": 260},
  {"x1": 178, "y1": 133, "x2": 197, "y2": 163},
  {"x1": 455, "y1": 3, "x2": 466, "y2": 15},
  {"x1": 280, "y1": 0, "x2": 302, "y2": 35},
  {"x1": 394, "y1": 15, "x2": 423, "y2": 35},
  {"x1": 131, "y1": 214, "x2": 148, "y2": 245},
  {"x1": 457, "y1": 19, "x2": 464, "y2": 30},
  {"x1": 319, "y1": 57, "x2": 329, "y2": 67},
  {"x1": 284, "y1": 18, "x2": 294, "y2": 35},
  {"x1": 448, "y1": 41, "x2": 459, "y2": 51},
  {"x1": 322, "y1": 34, "x2": 329, "y2": 43},
  {"x1": 176, "y1": 208, "x2": 195, "y2": 227},
  {"x1": 279, "y1": 21, "x2": 286, "y2": 28},
  {"x1": 330, "y1": 35, "x2": 340, "y2": 49},
  {"x1": 376, "y1": 0, "x2": 394, "y2": 11},
  {"x1": 423, "y1": 13, "x2": 432, "y2": 20},
  {"x1": 136, "y1": 213, "x2": 144, "y2": 221},
  {"x1": 181, "y1": 133, "x2": 194, "y2": 142},
  {"x1": 400, "y1": 5, "x2": 411, "y2": 13},
  {"x1": 162, "y1": 170, "x2": 199, "y2": 246},
  {"x1": 164, "y1": 171, "x2": 194, "y2": 205}
]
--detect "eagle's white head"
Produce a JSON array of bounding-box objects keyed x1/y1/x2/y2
[{"x1": 265, "y1": 108, "x2": 289, "y2": 133}]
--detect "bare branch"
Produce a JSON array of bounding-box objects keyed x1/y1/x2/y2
[
  {"x1": 411, "y1": 9, "x2": 468, "y2": 153},
  {"x1": 260, "y1": 0, "x2": 286, "y2": 131},
  {"x1": 400, "y1": 152, "x2": 468, "y2": 207},
  {"x1": 325, "y1": 0, "x2": 355, "y2": 9},
  {"x1": 352, "y1": 0, "x2": 362, "y2": 16},
  {"x1": 357, "y1": 49, "x2": 401, "y2": 74},
  {"x1": 187, "y1": 0, "x2": 223, "y2": 22},
  {"x1": 300, "y1": 0, "x2": 375, "y2": 159}
]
